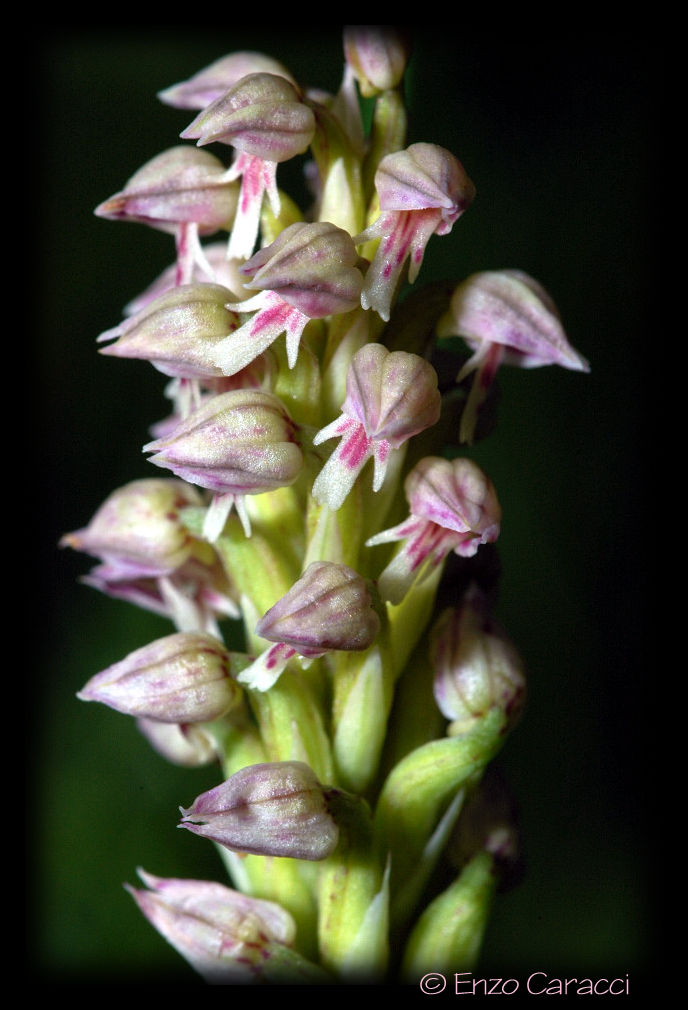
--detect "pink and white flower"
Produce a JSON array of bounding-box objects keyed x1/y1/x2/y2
[
  {"x1": 312, "y1": 343, "x2": 441, "y2": 510},
  {"x1": 354, "y1": 143, "x2": 475, "y2": 321},
  {"x1": 366, "y1": 456, "x2": 501, "y2": 604}
]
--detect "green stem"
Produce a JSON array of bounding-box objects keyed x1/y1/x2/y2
[{"x1": 317, "y1": 791, "x2": 388, "y2": 981}]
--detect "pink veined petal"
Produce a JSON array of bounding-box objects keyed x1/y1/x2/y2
[
  {"x1": 371, "y1": 438, "x2": 392, "y2": 492},
  {"x1": 311, "y1": 421, "x2": 374, "y2": 511},
  {"x1": 357, "y1": 209, "x2": 443, "y2": 321},
  {"x1": 212, "y1": 293, "x2": 308, "y2": 376},
  {"x1": 236, "y1": 641, "x2": 299, "y2": 692},
  {"x1": 365, "y1": 515, "x2": 424, "y2": 548},
  {"x1": 375, "y1": 521, "x2": 453, "y2": 605},
  {"x1": 457, "y1": 341, "x2": 506, "y2": 445},
  {"x1": 225, "y1": 152, "x2": 280, "y2": 262}
]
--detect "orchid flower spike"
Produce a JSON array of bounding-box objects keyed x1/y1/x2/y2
[
  {"x1": 436, "y1": 269, "x2": 591, "y2": 444},
  {"x1": 181, "y1": 73, "x2": 316, "y2": 261},
  {"x1": 94, "y1": 147, "x2": 239, "y2": 286},
  {"x1": 158, "y1": 51, "x2": 296, "y2": 110},
  {"x1": 59, "y1": 478, "x2": 239, "y2": 633},
  {"x1": 210, "y1": 221, "x2": 364, "y2": 376},
  {"x1": 238, "y1": 561, "x2": 381, "y2": 691},
  {"x1": 312, "y1": 343, "x2": 441, "y2": 511},
  {"x1": 354, "y1": 143, "x2": 476, "y2": 321},
  {"x1": 143, "y1": 388, "x2": 303, "y2": 542},
  {"x1": 366, "y1": 456, "x2": 501, "y2": 604}
]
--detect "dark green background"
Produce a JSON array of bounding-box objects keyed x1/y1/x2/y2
[{"x1": 35, "y1": 28, "x2": 654, "y2": 986}]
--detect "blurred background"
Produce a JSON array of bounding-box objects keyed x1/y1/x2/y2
[{"x1": 35, "y1": 28, "x2": 654, "y2": 985}]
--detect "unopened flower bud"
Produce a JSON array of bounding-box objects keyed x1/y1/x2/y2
[
  {"x1": 143, "y1": 388, "x2": 303, "y2": 540},
  {"x1": 158, "y1": 52, "x2": 296, "y2": 110},
  {"x1": 126, "y1": 869, "x2": 322, "y2": 983},
  {"x1": 179, "y1": 760, "x2": 340, "y2": 860},
  {"x1": 59, "y1": 478, "x2": 203, "y2": 579},
  {"x1": 312, "y1": 343, "x2": 441, "y2": 510},
  {"x1": 355, "y1": 143, "x2": 475, "y2": 320},
  {"x1": 94, "y1": 146, "x2": 238, "y2": 236},
  {"x1": 211, "y1": 222, "x2": 364, "y2": 376},
  {"x1": 366, "y1": 457, "x2": 501, "y2": 604},
  {"x1": 343, "y1": 25, "x2": 411, "y2": 96},
  {"x1": 238, "y1": 561, "x2": 380, "y2": 691},
  {"x1": 98, "y1": 283, "x2": 242, "y2": 380},
  {"x1": 437, "y1": 269, "x2": 590, "y2": 443},
  {"x1": 431, "y1": 586, "x2": 525, "y2": 736},
  {"x1": 77, "y1": 632, "x2": 242, "y2": 724}
]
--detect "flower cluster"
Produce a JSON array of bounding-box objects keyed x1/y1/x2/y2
[{"x1": 63, "y1": 26, "x2": 589, "y2": 984}]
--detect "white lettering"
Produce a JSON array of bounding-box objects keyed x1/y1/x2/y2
[
  {"x1": 527, "y1": 972, "x2": 547, "y2": 994},
  {"x1": 608, "y1": 975, "x2": 629, "y2": 995},
  {"x1": 454, "y1": 972, "x2": 472, "y2": 995}
]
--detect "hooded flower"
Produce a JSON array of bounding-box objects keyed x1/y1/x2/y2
[
  {"x1": 354, "y1": 143, "x2": 475, "y2": 321},
  {"x1": 59, "y1": 479, "x2": 238, "y2": 633},
  {"x1": 181, "y1": 73, "x2": 316, "y2": 260},
  {"x1": 209, "y1": 221, "x2": 364, "y2": 376},
  {"x1": 94, "y1": 147, "x2": 239, "y2": 285},
  {"x1": 366, "y1": 456, "x2": 501, "y2": 604},
  {"x1": 98, "y1": 283, "x2": 242, "y2": 381},
  {"x1": 343, "y1": 25, "x2": 411, "y2": 96},
  {"x1": 431, "y1": 585, "x2": 526, "y2": 736},
  {"x1": 311, "y1": 342, "x2": 441, "y2": 510},
  {"x1": 158, "y1": 51, "x2": 296, "y2": 110},
  {"x1": 436, "y1": 269, "x2": 590, "y2": 443},
  {"x1": 179, "y1": 760, "x2": 340, "y2": 860},
  {"x1": 237, "y1": 561, "x2": 381, "y2": 691},
  {"x1": 77, "y1": 631, "x2": 243, "y2": 725},
  {"x1": 126, "y1": 869, "x2": 319, "y2": 983},
  {"x1": 136, "y1": 718, "x2": 220, "y2": 767},
  {"x1": 143, "y1": 388, "x2": 303, "y2": 541}
]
